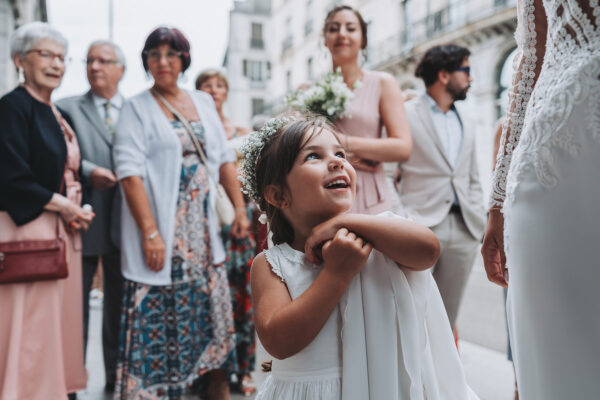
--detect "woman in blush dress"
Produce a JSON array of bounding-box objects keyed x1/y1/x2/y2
[
  {"x1": 323, "y1": 5, "x2": 412, "y2": 215},
  {"x1": 0, "y1": 22, "x2": 93, "y2": 400}
]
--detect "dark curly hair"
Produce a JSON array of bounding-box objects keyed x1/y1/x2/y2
[
  {"x1": 322, "y1": 5, "x2": 368, "y2": 49},
  {"x1": 255, "y1": 116, "x2": 341, "y2": 245},
  {"x1": 415, "y1": 44, "x2": 471, "y2": 87},
  {"x1": 141, "y1": 26, "x2": 191, "y2": 72}
]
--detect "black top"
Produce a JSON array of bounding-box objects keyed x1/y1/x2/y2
[{"x1": 0, "y1": 86, "x2": 71, "y2": 225}]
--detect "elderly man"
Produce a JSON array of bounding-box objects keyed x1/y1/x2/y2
[
  {"x1": 57, "y1": 40, "x2": 125, "y2": 392},
  {"x1": 398, "y1": 44, "x2": 485, "y2": 343}
]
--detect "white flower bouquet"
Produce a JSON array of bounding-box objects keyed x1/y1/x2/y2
[{"x1": 286, "y1": 67, "x2": 360, "y2": 122}]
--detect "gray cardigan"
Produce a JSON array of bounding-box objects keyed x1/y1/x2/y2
[{"x1": 114, "y1": 89, "x2": 236, "y2": 285}]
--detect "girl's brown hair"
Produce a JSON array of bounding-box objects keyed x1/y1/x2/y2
[{"x1": 255, "y1": 116, "x2": 340, "y2": 245}]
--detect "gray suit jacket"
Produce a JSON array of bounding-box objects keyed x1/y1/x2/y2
[
  {"x1": 57, "y1": 91, "x2": 121, "y2": 256},
  {"x1": 399, "y1": 94, "x2": 485, "y2": 240}
]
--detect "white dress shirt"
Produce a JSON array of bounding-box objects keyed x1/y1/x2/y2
[
  {"x1": 426, "y1": 94, "x2": 463, "y2": 168},
  {"x1": 92, "y1": 92, "x2": 123, "y2": 128}
]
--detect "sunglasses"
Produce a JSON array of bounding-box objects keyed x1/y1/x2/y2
[{"x1": 454, "y1": 66, "x2": 471, "y2": 76}]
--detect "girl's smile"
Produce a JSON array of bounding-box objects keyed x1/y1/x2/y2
[{"x1": 284, "y1": 128, "x2": 356, "y2": 223}]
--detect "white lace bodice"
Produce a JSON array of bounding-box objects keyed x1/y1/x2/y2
[{"x1": 490, "y1": 0, "x2": 600, "y2": 209}]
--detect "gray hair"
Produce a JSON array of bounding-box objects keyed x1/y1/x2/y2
[
  {"x1": 88, "y1": 40, "x2": 127, "y2": 68},
  {"x1": 10, "y1": 22, "x2": 68, "y2": 58}
]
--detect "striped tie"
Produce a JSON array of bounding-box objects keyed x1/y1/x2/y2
[{"x1": 103, "y1": 101, "x2": 115, "y2": 140}]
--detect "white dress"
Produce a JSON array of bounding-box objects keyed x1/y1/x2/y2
[
  {"x1": 490, "y1": 1, "x2": 600, "y2": 398},
  {"x1": 256, "y1": 213, "x2": 477, "y2": 400}
]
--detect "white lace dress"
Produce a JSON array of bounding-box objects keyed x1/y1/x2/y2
[
  {"x1": 490, "y1": 1, "x2": 600, "y2": 398},
  {"x1": 257, "y1": 213, "x2": 477, "y2": 399}
]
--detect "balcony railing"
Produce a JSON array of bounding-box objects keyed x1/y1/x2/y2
[{"x1": 367, "y1": 0, "x2": 516, "y2": 68}]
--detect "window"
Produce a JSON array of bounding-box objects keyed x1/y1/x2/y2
[
  {"x1": 243, "y1": 60, "x2": 266, "y2": 82},
  {"x1": 251, "y1": 23, "x2": 264, "y2": 49},
  {"x1": 281, "y1": 35, "x2": 293, "y2": 53},
  {"x1": 252, "y1": 98, "x2": 265, "y2": 116},
  {"x1": 433, "y1": 11, "x2": 443, "y2": 33},
  {"x1": 307, "y1": 57, "x2": 313, "y2": 80},
  {"x1": 304, "y1": 19, "x2": 313, "y2": 36}
]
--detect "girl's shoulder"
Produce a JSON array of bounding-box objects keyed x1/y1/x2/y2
[{"x1": 263, "y1": 243, "x2": 313, "y2": 283}]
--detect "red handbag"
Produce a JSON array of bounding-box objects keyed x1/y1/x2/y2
[{"x1": 0, "y1": 212, "x2": 68, "y2": 284}]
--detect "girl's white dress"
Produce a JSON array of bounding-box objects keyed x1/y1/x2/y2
[{"x1": 256, "y1": 212, "x2": 478, "y2": 400}]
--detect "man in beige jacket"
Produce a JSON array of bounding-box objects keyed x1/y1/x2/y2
[{"x1": 398, "y1": 45, "x2": 485, "y2": 337}]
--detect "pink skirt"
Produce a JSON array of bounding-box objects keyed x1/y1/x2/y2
[{"x1": 0, "y1": 213, "x2": 87, "y2": 399}]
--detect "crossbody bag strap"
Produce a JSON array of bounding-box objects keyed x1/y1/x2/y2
[{"x1": 151, "y1": 89, "x2": 214, "y2": 176}]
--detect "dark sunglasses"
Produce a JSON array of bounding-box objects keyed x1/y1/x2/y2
[{"x1": 454, "y1": 66, "x2": 471, "y2": 76}]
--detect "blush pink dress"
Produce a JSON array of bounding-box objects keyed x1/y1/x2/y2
[
  {"x1": 336, "y1": 70, "x2": 391, "y2": 215},
  {"x1": 0, "y1": 93, "x2": 87, "y2": 399}
]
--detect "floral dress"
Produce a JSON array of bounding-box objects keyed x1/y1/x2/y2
[
  {"x1": 114, "y1": 120, "x2": 236, "y2": 400},
  {"x1": 221, "y1": 129, "x2": 257, "y2": 377}
]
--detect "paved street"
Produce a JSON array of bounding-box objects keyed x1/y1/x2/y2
[{"x1": 78, "y1": 248, "x2": 515, "y2": 400}]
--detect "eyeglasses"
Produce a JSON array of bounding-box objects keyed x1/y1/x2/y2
[
  {"x1": 144, "y1": 50, "x2": 182, "y2": 63},
  {"x1": 85, "y1": 57, "x2": 121, "y2": 66},
  {"x1": 26, "y1": 49, "x2": 71, "y2": 64},
  {"x1": 454, "y1": 66, "x2": 471, "y2": 76}
]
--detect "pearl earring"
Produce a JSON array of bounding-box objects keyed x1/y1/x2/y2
[{"x1": 18, "y1": 67, "x2": 25, "y2": 84}]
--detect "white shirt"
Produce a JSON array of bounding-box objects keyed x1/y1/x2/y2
[
  {"x1": 426, "y1": 94, "x2": 463, "y2": 168},
  {"x1": 92, "y1": 92, "x2": 123, "y2": 126}
]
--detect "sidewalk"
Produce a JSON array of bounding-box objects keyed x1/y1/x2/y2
[
  {"x1": 80, "y1": 312, "x2": 515, "y2": 400},
  {"x1": 79, "y1": 253, "x2": 515, "y2": 399}
]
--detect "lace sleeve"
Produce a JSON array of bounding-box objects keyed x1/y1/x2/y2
[{"x1": 489, "y1": 0, "x2": 548, "y2": 209}]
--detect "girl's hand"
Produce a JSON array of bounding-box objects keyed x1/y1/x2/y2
[
  {"x1": 231, "y1": 208, "x2": 250, "y2": 239},
  {"x1": 481, "y1": 209, "x2": 507, "y2": 287},
  {"x1": 143, "y1": 232, "x2": 166, "y2": 272},
  {"x1": 305, "y1": 215, "x2": 348, "y2": 264},
  {"x1": 322, "y1": 228, "x2": 372, "y2": 283}
]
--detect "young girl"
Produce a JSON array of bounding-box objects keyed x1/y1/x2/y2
[{"x1": 241, "y1": 116, "x2": 477, "y2": 399}]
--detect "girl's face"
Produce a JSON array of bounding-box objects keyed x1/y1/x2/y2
[
  {"x1": 324, "y1": 10, "x2": 363, "y2": 63},
  {"x1": 147, "y1": 43, "x2": 183, "y2": 89},
  {"x1": 198, "y1": 76, "x2": 228, "y2": 109},
  {"x1": 284, "y1": 128, "x2": 356, "y2": 220}
]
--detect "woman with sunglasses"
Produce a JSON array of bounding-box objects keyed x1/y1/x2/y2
[{"x1": 113, "y1": 27, "x2": 247, "y2": 399}]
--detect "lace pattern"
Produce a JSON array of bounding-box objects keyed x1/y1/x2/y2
[
  {"x1": 490, "y1": 0, "x2": 600, "y2": 209},
  {"x1": 490, "y1": 0, "x2": 539, "y2": 208}
]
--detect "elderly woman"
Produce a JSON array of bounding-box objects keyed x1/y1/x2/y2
[
  {"x1": 113, "y1": 27, "x2": 247, "y2": 400},
  {"x1": 0, "y1": 22, "x2": 94, "y2": 399},
  {"x1": 196, "y1": 69, "x2": 257, "y2": 396}
]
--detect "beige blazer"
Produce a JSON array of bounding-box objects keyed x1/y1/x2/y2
[{"x1": 399, "y1": 94, "x2": 485, "y2": 240}]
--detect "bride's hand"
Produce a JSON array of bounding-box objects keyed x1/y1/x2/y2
[{"x1": 481, "y1": 208, "x2": 508, "y2": 288}]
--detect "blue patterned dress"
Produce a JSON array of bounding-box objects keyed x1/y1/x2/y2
[{"x1": 114, "y1": 120, "x2": 236, "y2": 400}]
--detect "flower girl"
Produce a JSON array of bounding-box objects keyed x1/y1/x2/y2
[{"x1": 241, "y1": 116, "x2": 477, "y2": 399}]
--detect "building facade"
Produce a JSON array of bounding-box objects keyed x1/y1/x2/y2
[
  {"x1": 0, "y1": 0, "x2": 47, "y2": 96},
  {"x1": 223, "y1": 0, "x2": 273, "y2": 127},
  {"x1": 224, "y1": 0, "x2": 518, "y2": 197}
]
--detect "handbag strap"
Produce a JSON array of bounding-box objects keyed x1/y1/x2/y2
[{"x1": 151, "y1": 89, "x2": 214, "y2": 176}]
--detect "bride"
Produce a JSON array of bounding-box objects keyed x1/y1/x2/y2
[{"x1": 482, "y1": 1, "x2": 600, "y2": 398}]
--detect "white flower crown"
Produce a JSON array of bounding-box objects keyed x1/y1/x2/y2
[{"x1": 239, "y1": 116, "x2": 293, "y2": 205}]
